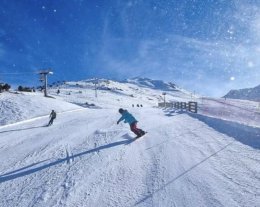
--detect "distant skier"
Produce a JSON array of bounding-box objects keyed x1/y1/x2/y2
[
  {"x1": 47, "y1": 110, "x2": 56, "y2": 126},
  {"x1": 117, "y1": 108, "x2": 145, "y2": 138}
]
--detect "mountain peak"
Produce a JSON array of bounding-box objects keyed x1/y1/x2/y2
[
  {"x1": 223, "y1": 84, "x2": 260, "y2": 101},
  {"x1": 123, "y1": 77, "x2": 178, "y2": 91}
]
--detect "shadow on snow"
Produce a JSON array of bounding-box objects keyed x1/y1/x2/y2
[
  {"x1": 189, "y1": 113, "x2": 260, "y2": 150},
  {"x1": 0, "y1": 126, "x2": 46, "y2": 134},
  {"x1": 0, "y1": 138, "x2": 134, "y2": 183},
  {"x1": 162, "y1": 108, "x2": 185, "y2": 117}
]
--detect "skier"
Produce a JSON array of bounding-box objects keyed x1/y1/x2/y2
[
  {"x1": 117, "y1": 108, "x2": 146, "y2": 138},
  {"x1": 47, "y1": 110, "x2": 56, "y2": 126}
]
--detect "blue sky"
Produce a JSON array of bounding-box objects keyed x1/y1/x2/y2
[{"x1": 0, "y1": 0, "x2": 260, "y2": 97}]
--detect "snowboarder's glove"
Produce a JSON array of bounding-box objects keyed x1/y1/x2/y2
[{"x1": 117, "y1": 121, "x2": 119, "y2": 125}]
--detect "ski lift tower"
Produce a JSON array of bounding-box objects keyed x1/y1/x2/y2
[
  {"x1": 38, "y1": 69, "x2": 53, "y2": 97},
  {"x1": 162, "y1": 92, "x2": 166, "y2": 107}
]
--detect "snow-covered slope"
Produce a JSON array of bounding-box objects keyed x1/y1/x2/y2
[
  {"x1": 0, "y1": 92, "x2": 82, "y2": 126},
  {"x1": 223, "y1": 84, "x2": 260, "y2": 101},
  {"x1": 198, "y1": 97, "x2": 260, "y2": 128},
  {"x1": 0, "y1": 78, "x2": 192, "y2": 126},
  {"x1": 0, "y1": 78, "x2": 259, "y2": 207},
  {"x1": 124, "y1": 77, "x2": 179, "y2": 91},
  {"x1": 0, "y1": 108, "x2": 259, "y2": 207},
  {"x1": 48, "y1": 77, "x2": 260, "y2": 128},
  {"x1": 49, "y1": 78, "x2": 193, "y2": 109}
]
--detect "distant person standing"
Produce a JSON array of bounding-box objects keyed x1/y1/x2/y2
[
  {"x1": 117, "y1": 108, "x2": 146, "y2": 138},
  {"x1": 47, "y1": 110, "x2": 56, "y2": 126}
]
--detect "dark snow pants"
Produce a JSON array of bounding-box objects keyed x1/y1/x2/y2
[
  {"x1": 48, "y1": 117, "x2": 55, "y2": 126},
  {"x1": 130, "y1": 122, "x2": 145, "y2": 136}
]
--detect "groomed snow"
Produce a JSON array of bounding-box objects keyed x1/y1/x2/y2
[{"x1": 0, "y1": 108, "x2": 259, "y2": 207}]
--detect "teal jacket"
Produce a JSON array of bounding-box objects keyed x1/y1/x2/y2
[{"x1": 117, "y1": 110, "x2": 137, "y2": 124}]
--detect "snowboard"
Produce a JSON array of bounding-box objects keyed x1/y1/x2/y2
[{"x1": 134, "y1": 132, "x2": 147, "y2": 140}]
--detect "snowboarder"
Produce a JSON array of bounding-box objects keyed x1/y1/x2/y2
[
  {"x1": 47, "y1": 110, "x2": 56, "y2": 126},
  {"x1": 117, "y1": 108, "x2": 145, "y2": 138}
]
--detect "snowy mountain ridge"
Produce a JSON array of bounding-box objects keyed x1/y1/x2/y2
[
  {"x1": 123, "y1": 77, "x2": 179, "y2": 91},
  {"x1": 223, "y1": 84, "x2": 260, "y2": 101},
  {"x1": 56, "y1": 77, "x2": 185, "y2": 93},
  {"x1": 50, "y1": 77, "x2": 193, "y2": 109}
]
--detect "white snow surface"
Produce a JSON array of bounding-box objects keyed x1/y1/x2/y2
[
  {"x1": 0, "y1": 92, "x2": 82, "y2": 126},
  {"x1": 199, "y1": 97, "x2": 260, "y2": 128},
  {"x1": 49, "y1": 78, "x2": 193, "y2": 109},
  {"x1": 0, "y1": 78, "x2": 259, "y2": 207}
]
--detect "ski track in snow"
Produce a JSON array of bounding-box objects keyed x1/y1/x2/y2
[{"x1": 0, "y1": 107, "x2": 259, "y2": 207}]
